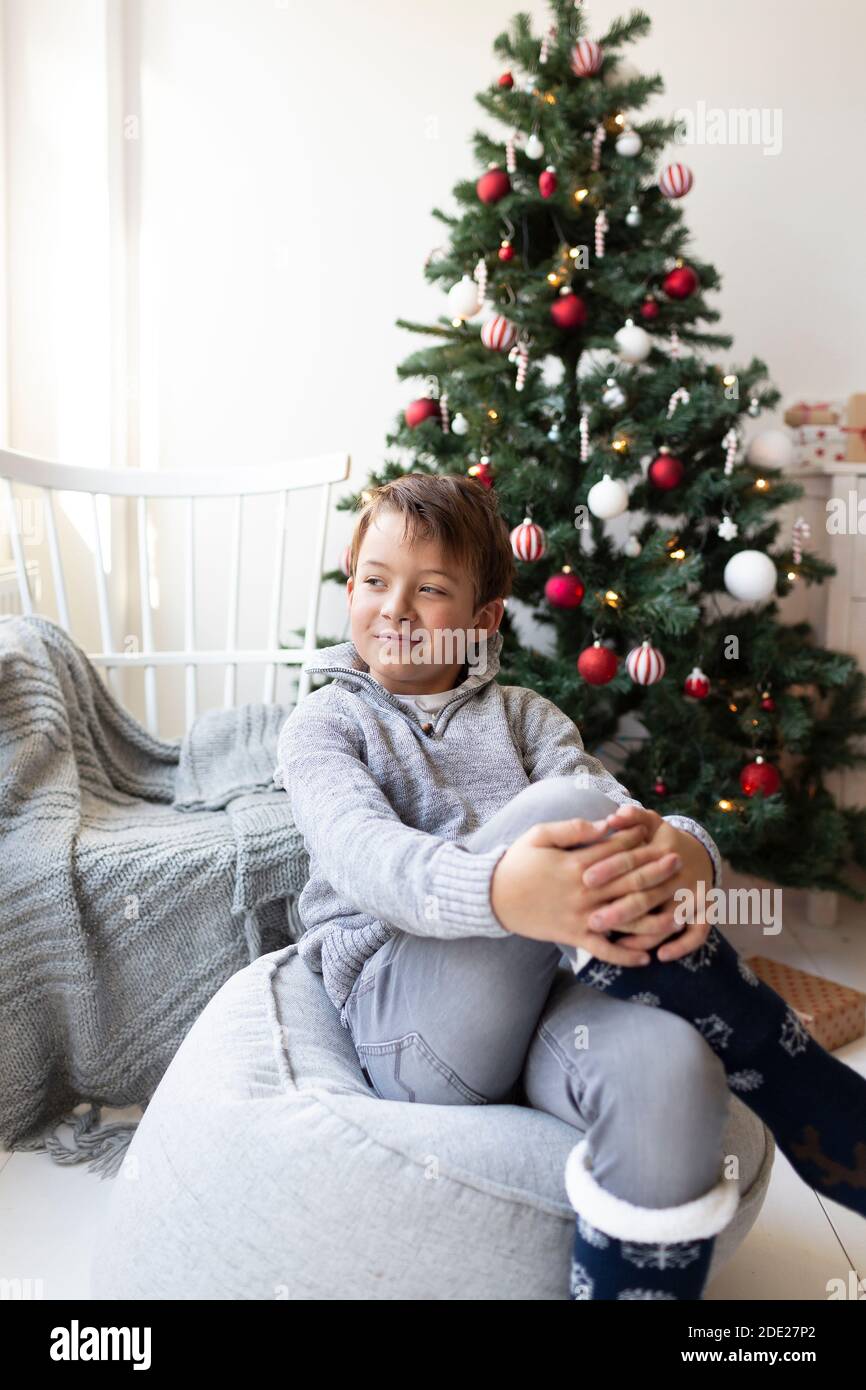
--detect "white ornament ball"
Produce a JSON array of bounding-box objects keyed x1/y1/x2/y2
[
  {"x1": 602, "y1": 58, "x2": 643, "y2": 88},
  {"x1": 447, "y1": 276, "x2": 482, "y2": 320},
  {"x1": 615, "y1": 129, "x2": 642, "y2": 157},
  {"x1": 614, "y1": 320, "x2": 652, "y2": 363},
  {"x1": 587, "y1": 473, "x2": 629, "y2": 520},
  {"x1": 623, "y1": 534, "x2": 642, "y2": 557},
  {"x1": 547, "y1": 422, "x2": 561, "y2": 442},
  {"x1": 724, "y1": 550, "x2": 777, "y2": 603},
  {"x1": 746, "y1": 428, "x2": 795, "y2": 470},
  {"x1": 625, "y1": 204, "x2": 642, "y2": 227},
  {"x1": 524, "y1": 132, "x2": 544, "y2": 160},
  {"x1": 451, "y1": 412, "x2": 469, "y2": 436},
  {"x1": 577, "y1": 346, "x2": 619, "y2": 380}
]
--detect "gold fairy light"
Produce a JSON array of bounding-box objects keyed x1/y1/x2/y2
[
  {"x1": 723, "y1": 375, "x2": 737, "y2": 388},
  {"x1": 728, "y1": 702, "x2": 738, "y2": 712},
  {"x1": 787, "y1": 570, "x2": 797, "y2": 581},
  {"x1": 611, "y1": 435, "x2": 628, "y2": 452},
  {"x1": 603, "y1": 590, "x2": 621, "y2": 607},
  {"x1": 544, "y1": 91, "x2": 556, "y2": 104},
  {"x1": 573, "y1": 187, "x2": 589, "y2": 203},
  {"x1": 754, "y1": 477, "x2": 768, "y2": 490},
  {"x1": 718, "y1": 799, "x2": 734, "y2": 812},
  {"x1": 547, "y1": 272, "x2": 560, "y2": 284},
  {"x1": 487, "y1": 408, "x2": 499, "y2": 422},
  {"x1": 669, "y1": 547, "x2": 686, "y2": 561}
]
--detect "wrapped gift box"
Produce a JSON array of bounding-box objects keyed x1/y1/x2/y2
[
  {"x1": 783, "y1": 399, "x2": 842, "y2": 428},
  {"x1": 745, "y1": 956, "x2": 866, "y2": 1052},
  {"x1": 791, "y1": 423, "x2": 848, "y2": 467},
  {"x1": 843, "y1": 392, "x2": 866, "y2": 463}
]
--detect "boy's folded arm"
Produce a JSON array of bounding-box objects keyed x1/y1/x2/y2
[
  {"x1": 512, "y1": 688, "x2": 724, "y2": 890},
  {"x1": 275, "y1": 701, "x2": 512, "y2": 940}
]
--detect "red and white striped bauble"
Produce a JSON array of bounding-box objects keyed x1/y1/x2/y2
[
  {"x1": 570, "y1": 38, "x2": 603, "y2": 76},
  {"x1": 510, "y1": 516, "x2": 546, "y2": 561},
  {"x1": 625, "y1": 640, "x2": 666, "y2": 685},
  {"x1": 338, "y1": 544, "x2": 352, "y2": 578},
  {"x1": 480, "y1": 314, "x2": 518, "y2": 351},
  {"x1": 658, "y1": 163, "x2": 694, "y2": 199}
]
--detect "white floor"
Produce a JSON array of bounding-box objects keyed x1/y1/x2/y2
[{"x1": 2, "y1": 865, "x2": 865, "y2": 1301}]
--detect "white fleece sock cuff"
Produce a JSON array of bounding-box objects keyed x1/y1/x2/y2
[{"x1": 564, "y1": 1138, "x2": 740, "y2": 1243}]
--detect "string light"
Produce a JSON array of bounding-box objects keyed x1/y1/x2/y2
[
  {"x1": 728, "y1": 702, "x2": 738, "y2": 712},
  {"x1": 611, "y1": 435, "x2": 629, "y2": 452},
  {"x1": 787, "y1": 569, "x2": 797, "y2": 581},
  {"x1": 487, "y1": 409, "x2": 499, "y2": 422},
  {"x1": 573, "y1": 187, "x2": 589, "y2": 204},
  {"x1": 723, "y1": 375, "x2": 737, "y2": 388},
  {"x1": 754, "y1": 478, "x2": 769, "y2": 491},
  {"x1": 669, "y1": 547, "x2": 686, "y2": 561},
  {"x1": 718, "y1": 799, "x2": 734, "y2": 812},
  {"x1": 603, "y1": 590, "x2": 621, "y2": 608}
]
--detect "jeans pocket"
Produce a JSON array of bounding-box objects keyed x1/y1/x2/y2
[{"x1": 355, "y1": 1032, "x2": 489, "y2": 1107}]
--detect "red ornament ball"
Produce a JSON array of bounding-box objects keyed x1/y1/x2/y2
[
  {"x1": 653, "y1": 779, "x2": 668, "y2": 797},
  {"x1": 545, "y1": 570, "x2": 585, "y2": 609},
  {"x1": 498, "y1": 71, "x2": 514, "y2": 89},
  {"x1": 577, "y1": 642, "x2": 619, "y2": 686},
  {"x1": 760, "y1": 695, "x2": 776, "y2": 711},
  {"x1": 684, "y1": 667, "x2": 711, "y2": 699},
  {"x1": 648, "y1": 451, "x2": 685, "y2": 490},
  {"x1": 404, "y1": 397, "x2": 441, "y2": 430},
  {"x1": 467, "y1": 460, "x2": 495, "y2": 490},
  {"x1": 550, "y1": 292, "x2": 588, "y2": 330},
  {"x1": 477, "y1": 167, "x2": 511, "y2": 205},
  {"x1": 740, "y1": 757, "x2": 781, "y2": 797},
  {"x1": 639, "y1": 297, "x2": 660, "y2": 321},
  {"x1": 510, "y1": 517, "x2": 546, "y2": 561},
  {"x1": 539, "y1": 166, "x2": 558, "y2": 198},
  {"x1": 498, "y1": 239, "x2": 514, "y2": 262},
  {"x1": 663, "y1": 265, "x2": 699, "y2": 300}
]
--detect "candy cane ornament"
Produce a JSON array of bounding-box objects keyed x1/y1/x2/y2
[
  {"x1": 508, "y1": 333, "x2": 531, "y2": 391},
  {"x1": 505, "y1": 132, "x2": 517, "y2": 175},
  {"x1": 723, "y1": 427, "x2": 739, "y2": 476},
  {"x1": 594, "y1": 209, "x2": 609, "y2": 259},
  {"x1": 591, "y1": 124, "x2": 606, "y2": 172},
  {"x1": 580, "y1": 408, "x2": 590, "y2": 462},
  {"x1": 473, "y1": 256, "x2": 488, "y2": 305},
  {"x1": 667, "y1": 386, "x2": 690, "y2": 418},
  {"x1": 439, "y1": 392, "x2": 450, "y2": 433},
  {"x1": 792, "y1": 516, "x2": 811, "y2": 564},
  {"x1": 539, "y1": 25, "x2": 557, "y2": 64}
]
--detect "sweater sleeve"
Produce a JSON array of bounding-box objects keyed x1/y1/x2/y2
[
  {"x1": 274, "y1": 697, "x2": 513, "y2": 939},
  {"x1": 512, "y1": 689, "x2": 723, "y2": 891}
]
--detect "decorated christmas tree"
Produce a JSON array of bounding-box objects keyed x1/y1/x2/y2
[{"x1": 321, "y1": 2, "x2": 866, "y2": 899}]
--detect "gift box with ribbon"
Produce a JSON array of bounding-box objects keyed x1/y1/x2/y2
[
  {"x1": 745, "y1": 956, "x2": 866, "y2": 1053},
  {"x1": 791, "y1": 423, "x2": 848, "y2": 467},
  {"x1": 842, "y1": 392, "x2": 866, "y2": 463},
  {"x1": 783, "y1": 399, "x2": 842, "y2": 428}
]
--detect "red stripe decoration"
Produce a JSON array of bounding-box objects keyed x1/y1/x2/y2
[
  {"x1": 510, "y1": 520, "x2": 546, "y2": 561},
  {"x1": 625, "y1": 641, "x2": 666, "y2": 685},
  {"x1": 570, "y1": 39, "x2": 603, "y2": 76},
  {"x1": 659, "y1": 163, "x2": 694, "y2": 199},
  {"x1": 481, "y1": 315, "x2": 518, "y2": 351}
]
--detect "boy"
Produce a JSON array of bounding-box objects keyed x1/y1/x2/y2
[{"x1": 275, "y1": 473, "x2": 866, "y2": 1300}]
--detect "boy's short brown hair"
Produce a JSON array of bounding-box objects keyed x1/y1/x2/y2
[{"x1": 349, "y1": 472, "x2": 514, "y2": 612}]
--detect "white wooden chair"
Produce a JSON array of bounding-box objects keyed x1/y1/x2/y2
[{"x1": 0, "y1": 446, "x2": 350, "y2": 736}]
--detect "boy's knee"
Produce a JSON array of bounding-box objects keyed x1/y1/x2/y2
[{"x1": 516, "y1": 776, "x2": 619, "y2": 828}]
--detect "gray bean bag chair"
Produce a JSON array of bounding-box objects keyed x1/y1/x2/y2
[{"x1": 90, "y1": 943, "x2": 775, "y2": 1300}]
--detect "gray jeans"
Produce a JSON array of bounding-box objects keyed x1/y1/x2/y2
[{"x1": 341, "y1": 778, "x2": 731, "y2": 1209}]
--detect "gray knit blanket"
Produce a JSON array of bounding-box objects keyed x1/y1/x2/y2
[{"x1": 0, "y1": 615, "x2": 309, "y2": 1176}]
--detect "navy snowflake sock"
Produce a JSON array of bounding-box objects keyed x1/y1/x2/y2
[
  {"x1": 565, "y1": 1138, "x2": 738, "y2": 1301},
  {"x1": 580, "y1": 926, "x2": 866, "y2": 1217}
]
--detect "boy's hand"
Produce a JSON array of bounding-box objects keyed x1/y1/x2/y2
[
  {"x1": 490, "y1": 816, "x2": 684, "y2": 967},
  {"x1": 581, "y1": 805, "x2": 713, "y2": 962}
]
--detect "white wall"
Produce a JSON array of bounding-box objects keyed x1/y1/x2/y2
[{"x1": 3, "y1": 0, "x2": 865, "y2": 734}]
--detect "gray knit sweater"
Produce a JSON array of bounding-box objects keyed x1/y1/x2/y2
[{"x1": 273, "y1": 628, "x2": 723, "y2": 1019}]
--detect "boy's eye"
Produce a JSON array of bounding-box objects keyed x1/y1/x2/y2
[{"x1": 363, "y1": 578, "x2": 443, "y2": 595}]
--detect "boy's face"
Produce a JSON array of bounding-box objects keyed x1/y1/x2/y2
[{"x1": 346, "y1": 511, "x2": 503, "y2": 695}]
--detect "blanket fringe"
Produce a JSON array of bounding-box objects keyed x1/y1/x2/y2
[{"x1": 14, "y1": 1102, "x2": 143, "y2": 1181}]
